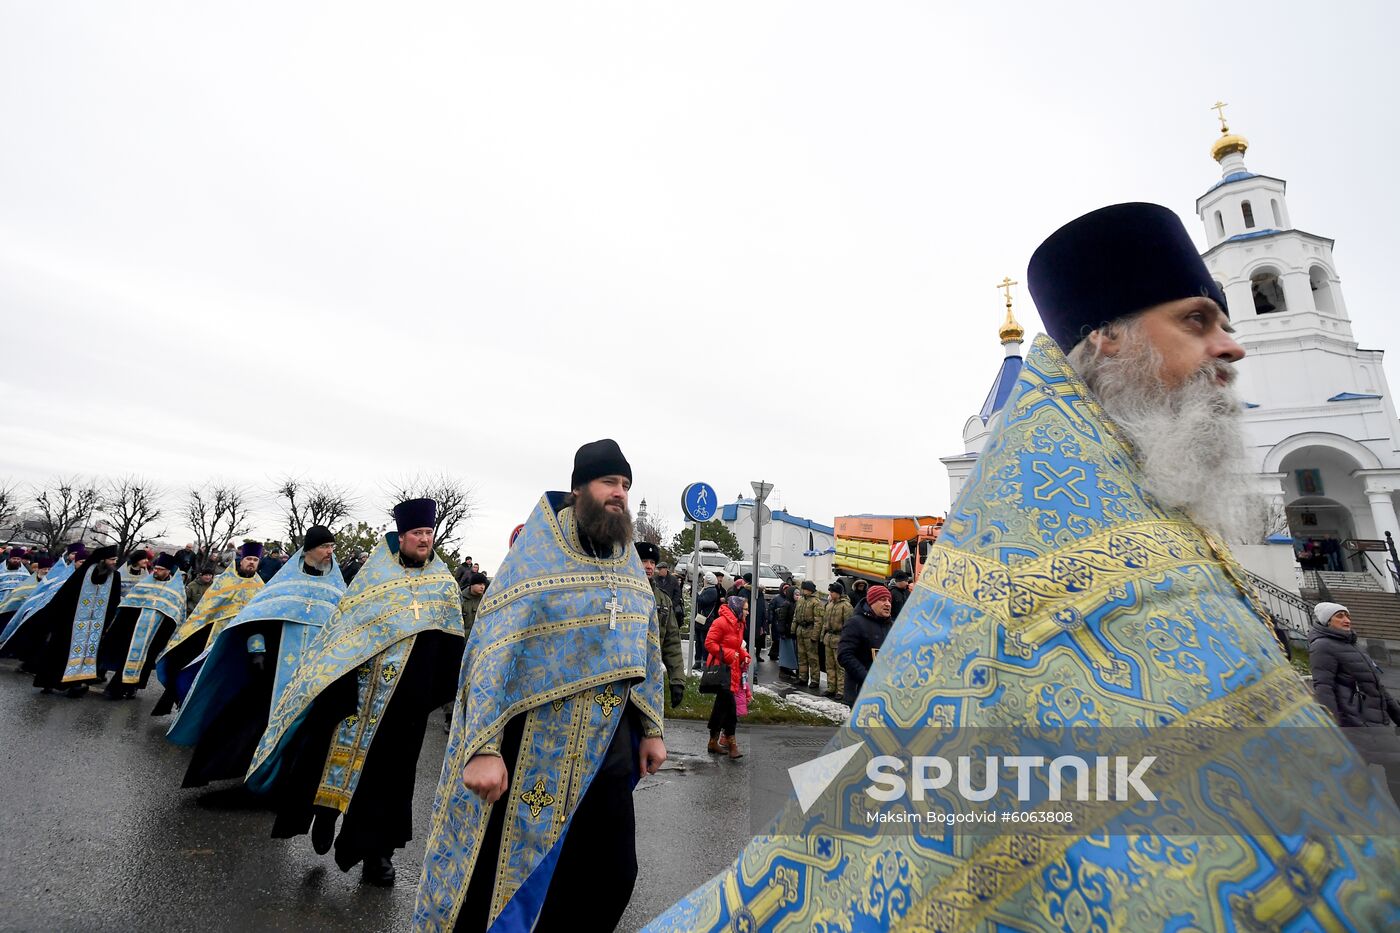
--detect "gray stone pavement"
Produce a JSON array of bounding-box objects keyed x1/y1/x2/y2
[{"x1": 0, "y1": 665, "x2": 835, "y2": 932}]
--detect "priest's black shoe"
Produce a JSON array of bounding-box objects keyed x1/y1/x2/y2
[
  {"x1": 311, "y1": 808, "x2": 337, "y2": 855},
  {"x1": 362, "y1": 855, "x2": 395, "y2": 887},
  {"x1": 65, "y1": 685, "x2": 89, "y2": 698}
]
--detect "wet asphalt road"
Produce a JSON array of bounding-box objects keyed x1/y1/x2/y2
[{"x1": 0, "y1": 665, "x2": 835, "y2": 933}]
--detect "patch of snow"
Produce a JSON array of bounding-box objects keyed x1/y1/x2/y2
[{"x1": 753, "y1": 683, "x2": 848, "y2": 723}]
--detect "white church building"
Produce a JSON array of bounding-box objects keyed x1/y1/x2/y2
[{"x1": 944, "y1": 110, "x2": 1400, "y2": 638}]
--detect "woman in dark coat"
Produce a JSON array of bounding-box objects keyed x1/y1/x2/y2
[{"x1": 1309, "y1": 601, "x2": 1400, "y2": 806}]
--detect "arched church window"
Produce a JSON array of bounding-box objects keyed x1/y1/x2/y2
[
  {"x1": 1242, "y1": 200, "x2": 1255, "y2": 229},
  {"x1": 1271, "y1": 198, "x2": 1282, "y2": 227},
  {"x1": 1310, "y1": 265, "x2": 1336, "y2": 314},
  {"x1": 1215, "y1": 211, "x2": 1224, "y2": 237},
  {"x1": 1251, "y1": 269, "x2": 1286, "y2": 314}
]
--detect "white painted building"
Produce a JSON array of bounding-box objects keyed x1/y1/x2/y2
[
  {"x1": 943, "y1": 111, "x2": 1400, "y2": 594},
  {"x1": 720, "y1": 498, "x2": 835, "y2": 585},
  {"x1": 1199, "y1": 115, "x2": 1400, "y2": 591}
]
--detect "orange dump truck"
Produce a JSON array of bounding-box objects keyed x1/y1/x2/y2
[{"x1": 833, "y1": 514, "x2": 943, "y2": 585}]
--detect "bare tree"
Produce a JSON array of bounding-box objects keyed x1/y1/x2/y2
[
  {"x1": 275, "y1": 476, "x2": 356, "y2": 549},
  {"x1": 385, "y1": 473, "x2": 475, "y2": 550},
  {"x1": 94, "y1": 476, "x2": 167, "y2": 557},
  {"x1": 32, "y1": 478, "x2": 101, "y2": 554},
  {"x1": 0, "y1": 481, "x2": 20, "y2": 543},
  {"x1": 185, "y1": 484, "x2": 254, "y2": 567},
  {"x1": 1238, "y1": 495, "x2": 1291, "y2": 546}
]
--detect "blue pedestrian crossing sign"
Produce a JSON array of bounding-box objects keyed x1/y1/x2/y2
[{"x1": 681, "y1": 482, "x2": 717, "y2": 523}]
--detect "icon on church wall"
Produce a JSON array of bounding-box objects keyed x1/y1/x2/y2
[{"x1": 1295, "y1": 469, "x2": 1324, "y2": 496}]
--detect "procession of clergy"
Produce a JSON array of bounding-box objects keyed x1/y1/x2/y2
[{"x1": 3, "y1": 201, "x2": 1400, "y2": 931}]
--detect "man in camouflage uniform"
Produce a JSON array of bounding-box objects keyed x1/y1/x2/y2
[
  {"x1": 792, "y1": 580, "x2": 824, "y2": 691},
  {"x1": 638, "y1": 542, "x2": 686, "y2": 709},
  {"x1": 460, "y1": 571, "x2": 489, "y2": 638},
  {"x1": 821, "y1": 581, "x2": 853, "y2": 699},
  {"x1": 185, "y1": 564, "x2": 215, "y2": 617}
]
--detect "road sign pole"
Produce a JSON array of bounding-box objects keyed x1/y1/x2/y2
[
  {"x1": 748, "y1": 481, "x2": 773, "y2": 694},
  {"x1": 688, "y1": 520, "x2": 701, "y2": 670},
  {"x1": 680, "y1": 482, "x2": 718, "y2": 672}
]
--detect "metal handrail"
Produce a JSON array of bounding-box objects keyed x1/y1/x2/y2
[{"x1": 1242, "y1": 568, "x2": 1313, "y2": 636}]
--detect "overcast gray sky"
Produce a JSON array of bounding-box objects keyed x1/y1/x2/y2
[{"x1": 2, "y1": 1, "x2": 1397, "y2": 569}]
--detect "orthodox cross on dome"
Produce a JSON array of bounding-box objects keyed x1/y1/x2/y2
[
  {"x1": 1211, "y1": 100, "x2": 1230, "y2": 133},
  {"x1": 1209, "y1": 100, "x2": 1248, "y2": 163},
  {"x1": 997, "y1": 276, "x2": 1018, "y2": 308},
  {"x1": 996, "y1": 277, "x2": 1024, "y2": 346}
]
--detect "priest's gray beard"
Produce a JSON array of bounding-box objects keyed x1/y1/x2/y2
[
  {"x1": 304, "y1": 555, "x2": 332, "y2": 574},
  {"x1": 1069, "y1": 324, "x2": 1251, "y2": 541}
]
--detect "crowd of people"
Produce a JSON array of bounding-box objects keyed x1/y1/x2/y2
[{"x1": 3, "y1": 200, "x2": 1400, "y2": 929}]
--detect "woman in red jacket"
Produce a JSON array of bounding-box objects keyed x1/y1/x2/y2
[{"x1": 705, "y1": 595, "x2": 750, "y2": 759}]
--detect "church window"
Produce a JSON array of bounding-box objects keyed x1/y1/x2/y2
[
  {"x1": 1251, "y1": 269, "x2": 1286, "y2": 314},
  {"x1": 1241, "y1": 200, "x2": 1255, "y2": 229},
  {"x1": 1310, "y1": 265, "x2": 1336, "y2": 314},
  {"x1": 1271, "y1": 198, "x2": 1282, "y2": 227},
  {"x1": 1214, "y1": 210, "x2": 1224, "y2": 237}
]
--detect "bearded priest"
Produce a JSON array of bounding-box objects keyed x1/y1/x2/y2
[
  {"x1": 642, "y1": 203, "x2": 1400, "y2": 932},
  {"x1": 246, "y1": 499, "x2": 464, "y2": 888},
  {"x1": 150, "y1": 542, "x2": 264, "y2": 716},
  {"x1": 170, "y1": 526, "x2": 345, "y2": 789},
  {"x1": 0, "y1": 548, "x2": 32, "y2": 604},
  {"x1": 415, "y1": 439, "x2": 668, "y2": 932},
  {"x1": 23, "y1": 545, "x2": 120, "y2": 697},
  {"x1": 98, "y1": 552, "x2": 186, "y2": 699}
]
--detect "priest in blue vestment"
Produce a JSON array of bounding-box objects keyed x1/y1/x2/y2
[
  {"x1": 97, "y1": 553, "x2": 186, "y2": 700},
  {"x1": 414, "y1": 439, "x2": 669, "y2": 932},
  {"x1": 0, "y1": 547, "x2": 32, "y2": 604},
  {"x1": 171, "y1": 526, "x2": 345, "y2": 789},
  {"x1": 150, "y1": 542, "x2": 264, "y2": 716},
  {"x1": 247, "y1": 500, "x2": 464, "y2": 887},
  {"x1": 0, "y1": 556, "x2": 53, "y2": 622},
  {"x1": 21, "y1": 545, "x2": 120, "y2": 697},
  {"x1": 643, "y1": 204, "x2": 1400, "y2": 932},
  {"x1": 0, "y1": 546, "x2": 81, "y2": 663}
]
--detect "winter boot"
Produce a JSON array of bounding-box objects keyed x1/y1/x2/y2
[
  {"x1": 707, "y1": 732, "x2": 725, "y2": 755},
  {"x1": 727, "y1": 736, "x2": 743, "y2": 760}
]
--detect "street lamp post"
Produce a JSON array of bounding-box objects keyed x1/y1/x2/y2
[{"x1": 749, "y1": 480, "x2": 773, "y2": 691}]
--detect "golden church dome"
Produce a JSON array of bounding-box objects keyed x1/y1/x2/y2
[
  {"x1": 998, "y1": 304, "x2": 1024, "y2": 344},
  {"x1": 1211, "y1": 132, "x2": 1249, "y2": 162}
]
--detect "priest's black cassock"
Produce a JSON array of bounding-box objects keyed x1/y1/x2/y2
[{"x1": 246, "y1": 510, "x2": 463, "y2": 882}]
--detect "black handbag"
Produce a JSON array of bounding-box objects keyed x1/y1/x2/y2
[{"x1": 698, "y1": 659, "x2": 729, "y2": 694}]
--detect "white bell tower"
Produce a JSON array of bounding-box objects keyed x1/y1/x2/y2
[
  {"x1": 1197, "y1": 104, "x2": 1400, "y2": 599},
  {"x1": 1196, "y1": 102, "x2": 1353, "y2": 350}
]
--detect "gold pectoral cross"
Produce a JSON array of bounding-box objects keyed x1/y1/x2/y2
[{"x1": 409, "y1": 598, "x2": 422, "y2": 620}]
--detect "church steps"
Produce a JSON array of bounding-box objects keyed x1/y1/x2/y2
[{"x1": 1300, "y1": 588, "x2": 1400, "y2": 645}]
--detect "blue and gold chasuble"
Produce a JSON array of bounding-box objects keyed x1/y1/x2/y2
[
  {"x1": 644, "y1": 336, "x2": 1400, "y2": 933},
  {"x1": 62, "y1": 565, "x2": 116, "y2": 683},
  {"x1": 414, "y1": 493, "x2": 668, "y2": 932},
  {"x1": 115, "y1": 570, "x2": 186, "y2": 684},
  {"x1": 0, "y1": 565, "x2": 31, "y2": 604},
  {"x1": 168, "y1": 550, "x2": 345, "y2": 747},
  {"x1": 154, "y1": 564, "x2": 262, "y2": 693},
  {"x1": 246, "y1": 534, "x2": 461, "y2": 811},
  {"x1": 0, "y1": 559, "x2": 73, "y2": 642}
]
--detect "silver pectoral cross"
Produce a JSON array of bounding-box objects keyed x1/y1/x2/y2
[{"x1": 605, "y1": 585, "x2": 621, "y2": 630}]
